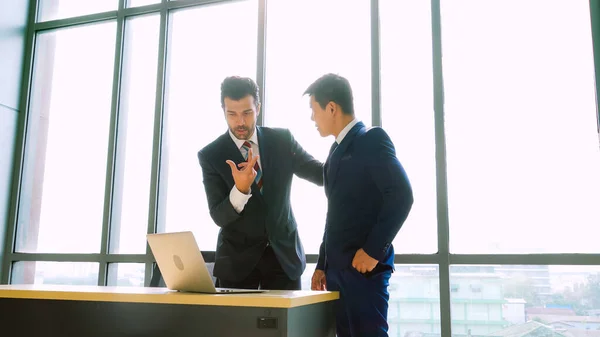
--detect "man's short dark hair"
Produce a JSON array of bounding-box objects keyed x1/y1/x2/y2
[
  {"x1": 303, "y1": 73, "x2": 354, "y2": 116},
  {"x1": 220, "y1": 76, "x2": 260, "y2": 108}
]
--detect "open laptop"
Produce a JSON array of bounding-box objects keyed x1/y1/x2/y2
[{"x1": 147, "y1": 231, "x2": 265, "y2": 294}]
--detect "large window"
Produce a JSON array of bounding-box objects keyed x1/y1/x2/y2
[
  {"x1": 442, "y1": 0, "x2": 600, "y2": 254},
  {"x1": 264, "y1": 0, "x2": 371, "y2": 253},
  {"x1": 11, "y1": 262, "x2": 99, "y2": 285},
  {"x1": 380, "y1": 0, "x2": 437, "y2": 253},
  {"x1": 16, "y1": 21, "x2": 117, "y2": 258},
  {"x1": 110, "y1": 13, "x2": 161, "y2": 254},
  {"x1": 4, "y1": 2, "x2": 600, "y2": 337},
  {"x1": 450, "y1": 265, "x2": 600, "y2": 337},
  {"x1": 159, "y1": 0, "x2": 258, "y2": 250},
  {"x1": 37, "y1": 0, "x2": 118, "y2": 22}
]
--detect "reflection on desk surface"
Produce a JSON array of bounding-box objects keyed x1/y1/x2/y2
[{"x1": 0, "y1": 284, "x2": 339, "y2": 308}]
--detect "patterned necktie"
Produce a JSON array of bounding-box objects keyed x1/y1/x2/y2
[{"x1": 241, "y1": 141, "x2": 263, "y2": 193}]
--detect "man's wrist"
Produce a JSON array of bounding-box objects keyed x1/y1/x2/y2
[
  {"x1": 236, "y1": 184, "x2": 250, "y2": 194},
  {"x1": 229, "y1": 185, "x2": 252, "y2": 213}
]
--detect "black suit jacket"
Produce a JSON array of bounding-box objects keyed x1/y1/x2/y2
[
  {"x1": 198, "y1": 127, "x2": 324, "y2": 282},
  {"x1": 317, "y1": 121, "x2": 413, "y2": 272}
]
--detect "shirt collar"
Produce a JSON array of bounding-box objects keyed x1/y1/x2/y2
[
  {"x1": 336, "y1": 118, "x2": 358, "y2": 144},
  {"x1": 229, "y1": 127, "x2": 259, "y2": 149}
]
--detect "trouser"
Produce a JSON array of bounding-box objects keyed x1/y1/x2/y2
[{"x1": 326, "y1": 265, "x2": 392, "y2": 337}]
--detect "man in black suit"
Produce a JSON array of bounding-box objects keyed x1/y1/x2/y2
[
  {"x1": 197, "y1": 76, "x2": 324, "y2": 290},
  {"x1": 306, "y1": 73, "x2": 414, "y2": 337}
]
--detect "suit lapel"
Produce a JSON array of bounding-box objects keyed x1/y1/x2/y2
[
  {"x1": 217, "y1": 132, "x2": 246, "y2": 187},
  {"x1": 324, "y1": 142, "x2": 337, "y2": 198},
  {"x1": 327, "y1": 121, "x2": 365, "y2": 194}
]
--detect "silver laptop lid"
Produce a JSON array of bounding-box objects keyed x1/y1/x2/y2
[{"x1": 147, "y1": 231, "x2": 218, "y2": 293}]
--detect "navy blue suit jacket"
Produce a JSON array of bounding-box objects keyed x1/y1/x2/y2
[
  {"x1": 317, "y1": 121, "x2": 413, "y2": 271},
  {"x1": 198, "y1": 127, "x2": 324, "y2": 282}
]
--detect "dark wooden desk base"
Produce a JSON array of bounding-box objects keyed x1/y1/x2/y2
[{"x1": 0, "y1": 298, "x2": 336, "y2": 337}]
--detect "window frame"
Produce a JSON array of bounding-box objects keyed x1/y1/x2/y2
[{"x1": 2, "y1": 2, "x2": 600, "y2": 337}]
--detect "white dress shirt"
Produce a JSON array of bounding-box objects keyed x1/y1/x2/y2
[
  {"x1": 228, "y1": 128, "x2": 262, "y2": 213},
  {"x1": 336, "y1": 118, "x2": 359, "y2": 144}
]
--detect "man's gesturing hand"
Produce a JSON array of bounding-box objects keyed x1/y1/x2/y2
[{"x1": 226, "y1": 148, "x2": 259, "y2": 194}]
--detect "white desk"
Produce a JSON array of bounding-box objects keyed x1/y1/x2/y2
[{"x1": 0, "y1": 284, "x2": 339, "y2": 337}]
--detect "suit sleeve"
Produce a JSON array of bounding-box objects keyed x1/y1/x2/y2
[
  {"x1": 288, "y1": 130, "x2": 324, "y2": 186},
  {"x1": 362, "y1": 128, "x2": 414, "y2": 261},
  {"x1": 197, "y1": 150, "x2": 243, "y2": 228},
  {"x1": 316, "y1": 232, "x2": 326, "y2": 270}
]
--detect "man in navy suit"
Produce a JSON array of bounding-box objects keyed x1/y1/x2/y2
[
  {"x1": 306, "y1": 73, "x2": 414, "y2": 336},
  {"x1": 197, "y1": 76, "x2": 324, "y2": 290}
]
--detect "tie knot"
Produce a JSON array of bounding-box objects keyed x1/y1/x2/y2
[{"x1": 242, "y1": 141, "x2": 252, "y2": 150}]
